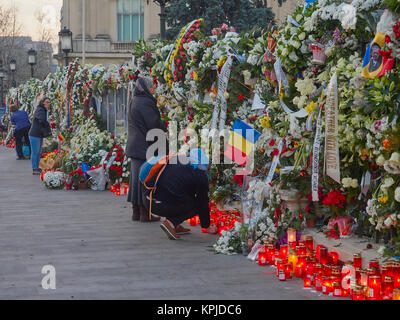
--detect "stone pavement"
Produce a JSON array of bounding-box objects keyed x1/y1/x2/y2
[{"x1": 0, "y1": 146, "x2": 337, "y2": 300}]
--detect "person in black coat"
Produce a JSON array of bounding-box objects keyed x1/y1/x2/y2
[
  {"x1": 142, "y1": 149, "x2": 218, "y2": 240},
  {"x1": 10, "y1": 104, "x2": 31, "y2": 160},
  {"x1": 126, "y1": 77, "x2": 167, "y2": 222},
  {"x1": 28, "y1": 96, "x2": 52, "y2": 175}
]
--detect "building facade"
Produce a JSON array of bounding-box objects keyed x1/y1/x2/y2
[
  {"x1": 266, "y1": 0, "x2": 301, "y2": 25},
  {"x1": 57, "y1": 0, "x2": 161, "y2": 66}
]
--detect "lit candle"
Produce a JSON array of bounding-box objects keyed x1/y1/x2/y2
[
  {"x1": 393, "y1": 288, "x2": 400, "y2": 300},
  {"x1": 285, "y1": 263, "x2": 293, "y2": 279},
  {"x1": 321, "y1": 276, "x2": 331, "y2": 295},
  {"x1": 289, "y1": 241, "x2": 297, "y2": 250},
  {"x1": 273, "y1": 251, "x2": 281, "y2": 266},
  {"x1": 279, "y1": 244, "x2": 289, "y2": 260},
  {"x1": 304, "y1": 277, "x2": 312, "y2": 288},
  {"x1": 383, "y1": 276, "x2": 394, "y2": 300},
  {"x1": 276, "y1": 259, "x2": 285, "y2": 277},
  {"x1": 367, "y1": 275, "x2": 381, "y2": 300},
  {"x1": 352, "y1": 288, "x2": 365, "y2": 300},
  {"x1": 359, "y1": 270, "x2": 368, "y2": 287},
  {"x1": 110, "y1": 185, "x2": 116, "y2": 193},
  {"x1": 123, "y1": 186, "x2": 129, "y2": 195},
  {"x1": 353, "y1": 253, "x2": 362, "y2": 269},
  {"x1": 267, "y1": 245, "x2": 275, "y2": 264},
  {"x1": 342, "y1": 287, "x2": 350, "y2": 297},
  {"x1": 329, "y1": 252, "x2": 339, "y2": 265},
  {"x1": 287, "y1": 228, "x2": 296, "y2": 244},
  {"x1": 287, "y1": 250, "x2": 298, "y2": 274},
  {"x1": 116, "y1": 189, "x2": 121, "y2": 196},
  {"x1": 393, "y1": 263, "x2": 400, "y2": 289},
  {"x1": 316, "y1": 245, "x2": 328, "y2": 264},
  {"x1": 333, "y1": 281, "x2": 342, "y2": 297},
  {"x1": 296, "y1": 244, "x2": 307, "y2": 256},
  {"x1": 295, "y1": 255, "x2": 306, "y2": 278},
  {"x1": 258, "y1": 252, "x2": 267, "y2": 266}
]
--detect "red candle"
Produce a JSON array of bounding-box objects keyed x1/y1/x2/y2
[
  {"x1": 190, "y1": 217, "x2": 197, "y2": 226},
  {"x1": 329, "y1": 252, "x2": 339, "y2": 265},
  {"x1": 315, "y1": 273, "x2": 322, "y2": 291},
  {"x1": 295, "y1": 255, "x2": 306, "y2": 278},
  {"x1": 273, "y1": 251, "x2": 281, "y2": 266},
  {"x1": 297, "y1": 244, "x2": 306, "y2": 256},
  {"x1": 123, "y1": 186, "x2": 129, "y2": 195},
  {"x1": 317, "y1": 245, "x2": 328, "y2": 264},
  {"x1": 305, "y1": 236, "x2": 314, "y2": 251},
  {"x1": 393, "y1": 263, "x2": 400, "y2": 288},
  {"x1": 368, "y1": 275, "x2": 381, "y2": 300},
  {"x1": 352, "y1": 289, "x2": 365, "y2": 300},
  {"x1": 276, "y1": 259, "x2": 285, "y2": 277},
  {"x1": 342, "y1": 288, "x2": 350, "y2": 297},
  {"x1": 304, "y1": 277, "x2": 312, "y2": 288},
  {"x1": 353, "y1": 253, "x2": 362, "y2": 269},
  {"x1": 383, "y1": 276, "x2": 394, "y2": 300},
  {"x1": 280, "y1": 244, "x2": 288, "y2": 260},
  {"x1": 267, "y1": 245, "x2": 275, "y2": 264},
  {"x1": 258, "y1": 252, "x2": 267, "y2": 266},
  {"x1": 289, "y1": 241, "x2": 296, "y2": 250},
  {"x1": 285, "y1": 263, "x2": 293, "y2": 279},
  {"x1": 278, "y1": 269, "x2": 286, "y2": 281},
  {"x1": 333, "y1": 281, "x2": 342, "y2": 297},
  {"x1": 110, "y1": 185, "x2": 116, "y2": 193},
  {"x1": 305, "y1": 262, "x2": 315, "y2": 280},
  {"x1": 369, "y1": 259, "x2": 380, "y2": 269},
  {"x1": 116, "y1": 189, "x2": 121, "y2": 196},
  {"x1": 321, "y1": 276, "x2": 330, "y2": 295}
]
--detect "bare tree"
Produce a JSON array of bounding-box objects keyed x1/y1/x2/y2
[{"x1": 35, "y1": 9, "x2": 57, "y2": 44}]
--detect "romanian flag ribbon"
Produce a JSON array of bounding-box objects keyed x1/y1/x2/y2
[
  {"x1": 362, "y1": 33, "x2": 395, "y2": 79},
  {"x1": 224, "y1": 119, "x2": 261, "y2": 166}
]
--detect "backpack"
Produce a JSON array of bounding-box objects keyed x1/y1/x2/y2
[{"x1": 139, "y1": 154, "x2": 181, "y2": 218}]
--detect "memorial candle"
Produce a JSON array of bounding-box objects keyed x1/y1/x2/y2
[
  {"x1": 276, "y1": 259, "x2": 285, "y2": 277},
  {"x1": 352, "y1": 288, "x2": 365, "y2": 300},
  {"x1": 304, "y1": 277, "x2": 312, "y2": 288},
  {"x1": 368, "y1": 276, "x2": 381, "y2": 300},
  {"x1": 383, "y1": 276, "x2": 394, "y2": 300},
  {"x1": 280, "y1": 244, "x2": 289, "y2": 260},
  {"x1": 123, "y1": 186, "x2": 129, "y2": 195},
  {"x1": 287, "y1": 228, "x2": 296, "y2": 244},
  {"x1": 190, "y1": 217, "x2": 197, "y2": 226},
  {"x1": 369, "y1": 259, "x2": 380, "y2": 269},
  {"x1": 333, "y1": 281, "x2": 342, "y2": 297},
  {"x1": 285, "y1": 263, "x2": 293, "y2": 279},
  {"x1": 393, "y1": 288, "x2": 400, "y2": 300},
  {"x1": 278, "y1": 269, "x2": 286, "y2": 281},
  {"x1": 295, "y1": 255, "x2": 306, "y2": 278},
  {"x1": 329, "y1": 252, "x2": 339, "y2": 265},
  {"x1": 258, "y1": 252, "x2": 267, "y2": 266},
  {"x1": 305, "y1": 236, "x2": 314, "y2": 251},
  {"x1": 287, "y1": 250, "x2": 298, "y2": 273},
  {"x1": 315, "y1": 273, "x2": 323, "y2": 291},
  {"x1": 353, "y1": 253, "x2": 362, "y2": 269},
  {"x1": 393, "y1": 263, "x2": 400, "y2": 288}
]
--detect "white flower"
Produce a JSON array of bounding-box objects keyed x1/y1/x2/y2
[
  {"x1": 376, "y1": 155, "x2": 386, "y2": 166},
  {"x1": 350, "y1": 179, "x2": 358, "y2": 188},
  {"x1": 298, "y1": 32, "x2": 306, "y2": 41},
  {"x1": 381, "y1": 177, "x2": 395, "y2": 193},
  {"x1": 395, "y1": 187, "x2": 400, "y2": 203}
]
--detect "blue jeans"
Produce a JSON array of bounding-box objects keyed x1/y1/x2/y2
[{"x1": 29, "y1": 136, "x2": 43, "y2": 170}]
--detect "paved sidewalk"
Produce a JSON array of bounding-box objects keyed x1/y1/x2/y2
[{"x1": 0, "y1": 146, "x2": 335, "y2": 300}]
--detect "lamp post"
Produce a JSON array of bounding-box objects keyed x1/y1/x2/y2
[
  {"x1": 27, "y1": 48, "x2": 37, "y2": 78},
  {"x1": 0, "y1": 67, "x2": 5, "y2": 108},
  {"x1": 153, "y1": 0, "x2": 170, "y2": 41},
  {"x1": 59, "y1": 26, "x2": 73, "y2": 67},
  {"x1": 9, "y1": 58, "x2": 16, "y2": 87}
]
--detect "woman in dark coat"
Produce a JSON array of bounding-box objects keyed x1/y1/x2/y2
[
  {"x1": 126, "y1": 77, "x2": 167, "y2": 222},
  {"x1": 28, "y1": 96, "x2": 52, "y2": 175}
]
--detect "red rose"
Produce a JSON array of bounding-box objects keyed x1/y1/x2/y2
[
  {"x1": 269, "y1": 139, "x2": 275, "y2": 147},
  {"x1": 272, "y1": 148, "x2": 279, "y2": 156},
  {"x1": 238, "y1": 94, "x2": 245, "y2": 101}
]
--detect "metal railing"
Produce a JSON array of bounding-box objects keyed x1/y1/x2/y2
[{"x1": 111, "y1": 42, "x2": 134, "y2": 52}]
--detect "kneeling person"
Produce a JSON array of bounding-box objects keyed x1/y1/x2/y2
[{"x1": 142, "y1": 149, "x2": 218, "y2": 239}]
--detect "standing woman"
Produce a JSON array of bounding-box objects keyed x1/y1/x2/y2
[
  {"x1": 28, "y1": 96, "x2": 52, "y2": 175},
  {"x1": 10, "y1": 103, "x2": 31, "y2": 160},
  {"x1": 126, "y1": 77, "x2": 167, "y2": 222}
]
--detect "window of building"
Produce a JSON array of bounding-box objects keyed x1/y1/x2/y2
[{"x1": 117, "y1": 0, "x2": 144, "y2": 42}]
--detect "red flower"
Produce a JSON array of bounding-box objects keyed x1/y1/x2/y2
[
  {"x1": 322, "y1": 190, "x2": 346, "y2": 207},
  {"x1": 385, "y1": 34, "x2": 392, "y2": 43},
  {"x1": 238, "y1": 94, "x2": 245, "y2": 101},
  {"x1": 305, "y1": 205, "x2": 311, "y2": 213},
  {"x1": 272, "y1": 148, "x2": 279, "y2": 156},
  {"x1": 269, "y1": 139, "x2": 275, "y2": 147}
]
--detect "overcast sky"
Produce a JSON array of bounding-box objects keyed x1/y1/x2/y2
[{"x1": 5, "y1": 0, "x2": 63, "y2": 44}]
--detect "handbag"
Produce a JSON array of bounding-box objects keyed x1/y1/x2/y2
[{"x1": 22, "y1": 145, "x2": 30, "y2": 157}]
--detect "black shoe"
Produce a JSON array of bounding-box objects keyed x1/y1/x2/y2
[
  {"x1": 139, "y1": 206, "x2": 161, "y2": 222},
  {"x1": 16, "y1": 157, "x2": 24, "y2": 160},
  {"x1": 132, "y1": 204, "x2": 140, "y2": 221}
]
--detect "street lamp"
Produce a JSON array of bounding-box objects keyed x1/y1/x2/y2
[
  {"x1": 59, "y1": 26, "x2": 73, "y2": 66},
  {"x1": 0, "y1": 67, "x2": 5, "y2": 108},
  {"x1": 28, "y1": 48, "x2": 37, "y2": 78},
  {"x1": 9, "y1": 58, "x2": 16, "y2": 87}
]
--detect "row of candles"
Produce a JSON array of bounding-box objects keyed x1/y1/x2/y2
[
  {"x1": 186, "y1": 203, "x2": 242, "y2": 235},
  {"x1": 257, "y1": 228, "x2": 400, "y2": 300},
  {"x1": 110, "y1": 183, "x2": 129, "y2": 196}
]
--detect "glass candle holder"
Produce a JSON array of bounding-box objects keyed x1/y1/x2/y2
[
  {"x1": 285, "y1": 263, "x2": 293, "y2": 279},
  {"x1": 279, "y1": 244, "x2": 288, "y2": 260},
  {"x1": 329, "y1": 252, "x2": 339, "y2": 265},
  {"x1": 333, "y1": 281, "x2": 342, "y2": 297},
  {"x1": 369, "y1": 259, "x2": 380, "y2": 270},
  {"x1": 368, "y1": 275, "x2": 381, "y2": 300},
  {"x1": 352, "y1": 288, "x2": 365, "y2": 300},
  {"x1": 258, "y1": 252, "x2": 267, "y2": 266},
  {"x1": 287, "y1": 228, "x2": 297, "y2": 244},
  {"x1": 305, "y1": 236, "x2": 314, "y2": 251},
  {"x1": 383, "y1": 276, "x2": 394, "y2": 300},
  {"x1": 315, "y1": 273, "x2": 323, "y2": 291},
  {"x1": 353, "y1": 253, "x2": 362, "y2": 269},
  {"x1": 288, "y1": 250, "x2": 298, "y2": 273},
  {"x1": 276, "y1": 259, "x2": 285, "y2": 277},
  {"x1": 304, "y1": 277, "x2": 312, "y2": 288},
  {"x1": 393, "y1": 288, "x2": 400, "y2": 300},
  {"x1": 278, "y1": 269, "x2": 286, "y2": 281}
]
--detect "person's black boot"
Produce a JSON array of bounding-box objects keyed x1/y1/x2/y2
[
  {"x1": 132, "y1": 204, "x2": 140, "y2": 221},
  {"x1": 139, "y1": 206, "x2": 160, "y2": 222}
]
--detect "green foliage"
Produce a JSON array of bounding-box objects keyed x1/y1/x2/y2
[{"x1": 165, "y1": 0, "x2": 275, "y2": 39}]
